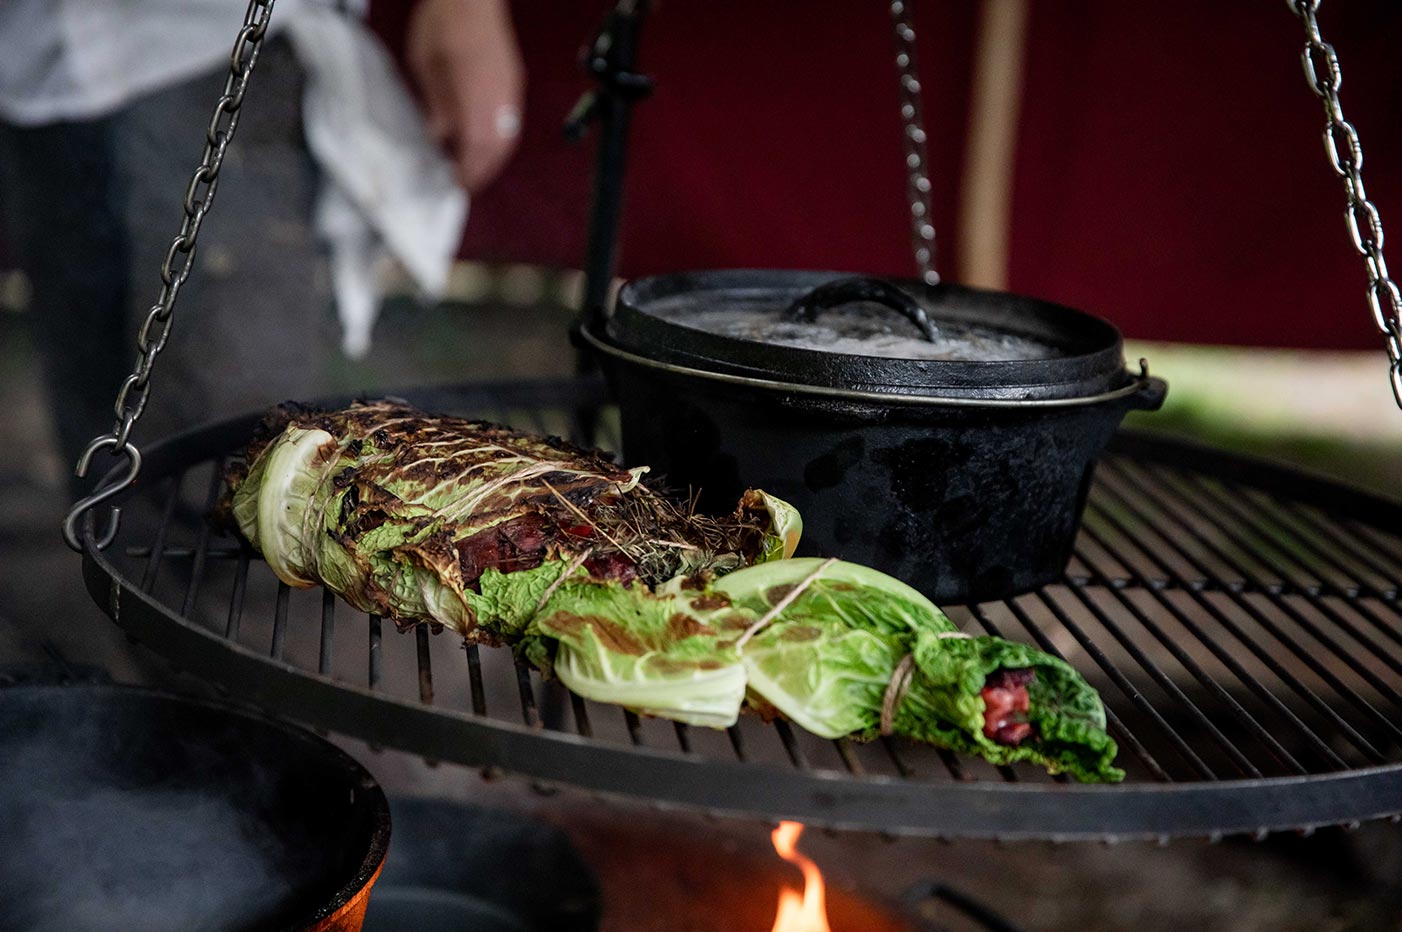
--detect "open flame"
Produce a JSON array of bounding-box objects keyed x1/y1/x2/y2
[{"x1": 769, "y1": 821, "x2": 831, "y2": 932}]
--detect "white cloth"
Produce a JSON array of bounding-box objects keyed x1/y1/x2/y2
[
  {"x1": 0, "y1": 0, "x2": 465, "y2": 359},
  {"x1": 286, "y1": 7, "x2": 467, "y2": 358}
]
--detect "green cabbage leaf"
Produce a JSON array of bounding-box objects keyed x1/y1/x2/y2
[
  {"x1": 531, "y1": 578, "x2": 755, "y2": 727},
  {"x1": 712, "y1": 559, "x2": 955, "y2": 738},
  {"x1": 889, "y1": 630, "x2": 1124, "y2": 783}
]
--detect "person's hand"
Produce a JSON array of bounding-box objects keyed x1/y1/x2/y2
[{"x1": 406, "y1": 0, "x2": 525, "y2": 194}]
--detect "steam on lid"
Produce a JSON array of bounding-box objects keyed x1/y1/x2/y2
[{"x1": 654, "y1": 302, "x2": 1063, "y2": 362}]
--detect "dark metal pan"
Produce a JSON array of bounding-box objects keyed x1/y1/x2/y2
[{"x1": 0, "y1": 684, "x2": 390, "y2": 932}]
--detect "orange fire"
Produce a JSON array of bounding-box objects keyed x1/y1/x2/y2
[{"x1": 769, "y1": 821, "x2": 831, "y2": 932}]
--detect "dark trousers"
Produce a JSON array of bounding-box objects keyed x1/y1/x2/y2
[
  {"x1": 0, "y1": 117, "x2": 130, "y2": 485},
  {"x1": 0, "y1": 39, "x2": 332, "y2": 499}
]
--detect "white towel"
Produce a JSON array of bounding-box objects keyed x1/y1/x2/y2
[{"x1": 286, "y1": 6, "x2": 468, "y2": 359}]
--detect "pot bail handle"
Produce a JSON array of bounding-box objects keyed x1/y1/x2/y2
[{"x1": 783, "y1": 277, "x2": 939, "y2": 342}]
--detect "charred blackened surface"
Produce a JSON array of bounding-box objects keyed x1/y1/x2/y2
[
  {"x1": 688, "y1": 593, "x2": 730, "y2": 612},
  {"x1": 664, "y1": 613, "x2": 717, "y2": 640},
  {"x1": 228, "y1": 399, "x2": 777, "y2": 634},
  {"x1": 651, "y1": 656, "x2": 727, "y2": 674},
  {"x1": 765, "y1": 584, "x2": 797, "y2": 605},
  {"x1": 546, "y1": 614, "x2": 647, "y2": 656},
  {"x1": 711, "y1": 613, "x2": 754, "y2": 633}
]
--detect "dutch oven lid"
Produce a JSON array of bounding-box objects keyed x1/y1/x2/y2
[{"x1": 604, "y1": 269, "x2": 1132, "y2": 401}]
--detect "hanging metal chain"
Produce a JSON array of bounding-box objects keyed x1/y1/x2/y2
[
  {"x1": 63, "y1": 0, "x2": 277, "y2": 552},
  {"x1": 891, "y1": 0, "x2": 938, "y2": 286},
  {"x1": 1286, "y1": 0, "x2": 1402, "y2": 409}
]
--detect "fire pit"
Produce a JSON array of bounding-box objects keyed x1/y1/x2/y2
[{"x1": 562, "y1": 815, "x2": 1011, "y2": 932}]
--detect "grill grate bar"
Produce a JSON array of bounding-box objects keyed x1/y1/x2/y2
[
  {"x1": 1237, "y1": 496, "x2": 1402, "y2": 660},
  {"x1": 1290, "y1": 504, "x2": 1402, "y2": 596},
  {"x1": 1174, "y1": 472, "x2": 1402, "y2": 687},
  {"x1": 1093, "y1": 475, "x2": 1380, "y2": 765},
  {"x1": 1026, "y1": 591, "x2": 1211, "y2": 779},
  {"x1": 1054, "y1": 576, "x2": 1261, "y2": 778},
  {"x1": 935, "y1": 748, "x2": 970, "y2": 782},
  {"x1": 1035, "y1": 586, "x2": 1219, "y2": 778},
  {"x1": 319, "y1": 589, "x2": 335, "y2": 676},
  {"x1": 1238, "y1": 497, "x2": 1375, "y2": 596},
  {"x1": 127, "y1": 546, "x2": 242, "y2": 558},
  {"x1": 114, "y1": 544, "x2": 1353, "y2": 599},
  {"x1": 271, "y1": 584, "x2": 290, "y2": 661},
  {"x1": 541, "y1": 681, "x2": 569, "y2": 731},
  {"x1": 416, "y1": 625, "x2": 435, "y2": 705},
  {"x1": 878, "y1": 736, "x2": 917, "y2": 779},
  {"x1": 1274, "y1": 501, "x2": 1402, "y2": 637},
  {"x1": 141, "y1": 476, "x2": 183, "y2": 594},
  {"x1": 1111, "y1": 461, "x2": 1402, "y2": 741},
  {"x1": 1075, "y1": 526, "x2": 1305, "y2": 775},
  {"x1": 623, "y1": 710, "x2": 644, "y2": 745},
  {"x1": 180, "y1": 463, "x2": 226, "y2": 617},
  {"x1": 834, "y1": 739, "x2": 865, "y2": 775},
  {"x1": 773, "y1": 719, "x2": 808, "y2": 769},
  {"x1": 464, "y1": 644, "x2": 487, "y2": 715},
  {"x1": 570, "y1": 692, "x2": 593, "y2": 737},
  {"x1": 984, "y1": 602, "x2": 1173, "y2": 782},
  {"x1": 1085, "y1": 496, "x2": 1351, "y2": 769},
  {"x1": 514, "y1": 658, "x2": 540, "y2": 727},
  {"x1": 674, "y1": 723, "x2": 692, "y2": 753},
  {"x1": 727, "y1": 725, "x2": 748, "y2": 761},
  {"x1": 225, "y1": 550, "x2": 249, "y2": 641},
  {"x1": 1343, "y1": 518, "x2": 1402, "y2": 566},
  {"x1": 368, "y1": 615, "x2": 383, "y2": 690}
]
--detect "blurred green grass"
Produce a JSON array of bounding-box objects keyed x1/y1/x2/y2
[{"x1": 1124, "y1": 341, "x2": 1402, "y2": 499}]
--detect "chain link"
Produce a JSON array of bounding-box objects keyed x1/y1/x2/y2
[
  {"x1": 1287, "y1": 0, "x2": 1402, "y2": 409},
  {"x1": 63, "y1": 0, "x2": 276, "y2": 552},
  {"x1": 891, "y1": 0, "x2": 938, "y2": 286}
]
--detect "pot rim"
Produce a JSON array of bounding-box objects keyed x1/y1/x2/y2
[
  {"x1": 583, "y1": 323, "x2": 1156, "y2": 409},
  {"x1": 609, "y1": 269, "x2": 1128, "y2": 400}
]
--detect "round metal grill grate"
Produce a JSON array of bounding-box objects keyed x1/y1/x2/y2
[{"x1": 78, "y1": 378, "x2": 1402, "y2": 840}]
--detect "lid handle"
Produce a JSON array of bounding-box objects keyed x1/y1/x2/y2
[{"x1": 783, "y1": 277, "x2": 939, "y2": 342}]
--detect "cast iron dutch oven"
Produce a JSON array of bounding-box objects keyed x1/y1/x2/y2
[
  {"x1": 580, "y1": 269, "x2": 1166, "y2": 603},
  {"x1": 0, "y1": 684, "x2": 391, "y2": 932}
]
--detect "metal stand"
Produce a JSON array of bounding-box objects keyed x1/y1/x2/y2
[{"x1": 565, "y1": 0, "x2": 653, "y2": 342}]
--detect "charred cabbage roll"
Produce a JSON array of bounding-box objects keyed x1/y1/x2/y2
[
  {"x1": 226, "y1": 400, "x2": 800, "y2": 637},
  {"x1": 888, "y1": 630, "x2": 1123, "y2": 783},
  {"x1": 711, "y1": 559, "x2": 1121, "y2": 782},
  {"x1": 529, "y1": 577, "x2": 755, "y2": 727},
  {"x1": 710, "y1": 558, "x2": 956, "y2": 739}
]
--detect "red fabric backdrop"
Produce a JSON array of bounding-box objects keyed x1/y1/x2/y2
[{"x1": 371, "y1": 1, "x2": 1402, "y2": 349}]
